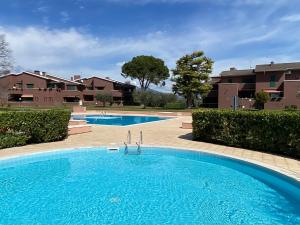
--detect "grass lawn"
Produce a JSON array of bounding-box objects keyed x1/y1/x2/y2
[
  {"x1": 0, "y1": 105, "x2": 193, "y2": 112},
  {"x1": 86, "y1": 105, "x2": 192, "y2": 112}
]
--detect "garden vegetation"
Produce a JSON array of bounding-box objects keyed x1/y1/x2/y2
[
  {"x1": 0, "y1": 109, "x2": 71, "y2": 149},
  {"x1": 133, "y1": 90, "x2": 186, "y2": 109},
  {"x1": 193, "y1": 109, "x2": 300, "y2": 158}
]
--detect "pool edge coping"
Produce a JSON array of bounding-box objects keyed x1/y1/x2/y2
[{"x1": 0, "y1": 144, "x2": 299, "y2": 183}]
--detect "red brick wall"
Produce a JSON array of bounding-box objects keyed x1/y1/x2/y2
[
  {"x1": 256, "y1": 71, "x2": 285, "y2": 92},
  {"x1": 284, "y1": 81, "x2": 300, "y2": 108},
  {"x1": 218, "y1": 83, "x2": 238, "y2": 109}
]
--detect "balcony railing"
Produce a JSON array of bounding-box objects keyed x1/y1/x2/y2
[{"x1": 238, "y1": 83, "x2": 256, "y2": 90}]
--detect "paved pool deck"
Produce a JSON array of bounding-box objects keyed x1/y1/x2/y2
[{"x1": 0, "y1": 111, "x2": 300, "y2": 181}]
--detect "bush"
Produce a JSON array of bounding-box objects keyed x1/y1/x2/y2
[
  {"x1": 0, "y1": 109, "x2": 71, "y2": 149},
  {"x1": 133, "y1": 90, "x2": 181, "y2": 108},
  {"x1": 165, "y1": 101, "x2": 186, "y2": 109},
  {"x1": 192, "y1": 109, "x2": 300, "y2": 158},
  {"x1": 285, "y1": 105, "x2": 298, "y2": 111},
  {"x1": 0, "y1": 133, "x2": 29, "y2": 149},
  {"x1": 255, "y1": 91, "x2": 270, "y2": 109},
  {"x1": 95, "y1": 92, "x2": 113, "y2": 106}
]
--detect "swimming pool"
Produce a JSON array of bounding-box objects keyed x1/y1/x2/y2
[
  {"x1": 0, "y1": 147, "x2": 299, "y2": 224},
  {"x1": 72, "y1": 114, "x2": 170, "y2": 126}
]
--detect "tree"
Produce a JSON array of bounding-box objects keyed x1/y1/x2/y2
[
  {"x1": 95, "y1": 92, "x2": 113, "y2": 107},
  {"x1": 121, "y1": 55, "x2": 169, "y2": 90},
  {"x1": 0, "y1": 81, "x2": 8, "y2": 106},
  {"x1": 0, "y1": 34, "x2": 13, "y2": 75},
  {"x1": 255, "y1": 90, "x2": 270, "y2": 110},
  {"x1": 133, "y1": 90, "x2": 178, "y2": 108},
  {"x1": 172, "y1": 51, "x2": 213, "y2": 108},
  {"x1": 133, "y1": 90, "x2": 153, "y2": 108}
]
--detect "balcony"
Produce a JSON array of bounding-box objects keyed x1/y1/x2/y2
[
  {"x1": 112, "y1": 90, "x2": 123, "y2": 97},
  {"x1": 239, "y1": 83, "x2": 255, "y2": 90}
]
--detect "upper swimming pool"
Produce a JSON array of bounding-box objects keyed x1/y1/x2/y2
[
  {"x1": 0, "y1": 146, "x2": 299, "y2": 225},
  {"x1": 72, "y1": 114, "x2": 171, "y2": 126}
]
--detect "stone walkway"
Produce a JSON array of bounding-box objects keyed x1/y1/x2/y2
[{"x1": 1, "y1": 112, "x2": 299, "y2": 181}]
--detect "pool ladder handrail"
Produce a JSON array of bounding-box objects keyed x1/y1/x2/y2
[
  {"x1": 124, "y1": 130, "x2": 143, "y2": 155},
  {"x1": 124, "y1": 130, "x2": 131, "y2": 154}
]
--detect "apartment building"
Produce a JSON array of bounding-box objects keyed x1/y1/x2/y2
[
  {"x1": 0, "y1": 71, "x2": 135, "y2": 106},
  {"x1": 204, "y1": 62, "x2": 300, "y2": 109}
]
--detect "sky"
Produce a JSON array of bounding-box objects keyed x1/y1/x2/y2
[{"x1": 1, "y1": 0, "x2": 300, "y2": 91}]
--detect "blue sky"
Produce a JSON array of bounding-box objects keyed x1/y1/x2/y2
[{"x1": 1, "y1": 0, "x2": 300, "y2": 91}]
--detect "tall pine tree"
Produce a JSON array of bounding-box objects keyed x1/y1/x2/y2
[
  {"x1": 0, "y1": 34, "x2": 13, "y2": 75},
  {"x1": 172, "y1": 51, "x2": 213, "y2": 107}
]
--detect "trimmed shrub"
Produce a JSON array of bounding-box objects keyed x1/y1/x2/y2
[
  {"x1": 193, "y1": 109, "x2": 300, "y2": 158},
  {"x1": 165, "y1": 101, "x2": 186, "y2": 109},
  {"x1": 0, "y1": 133, "x2": 29, "y2": 149},
  {"x1": 0, "y1": 109, "x2": 71, "y2": 149}
]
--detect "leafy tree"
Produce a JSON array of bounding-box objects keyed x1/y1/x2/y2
[
  {"x1": 0, "y1": 34, "x2": 13, "y2": 75},
  {"x1": 172, "y1": 51, "x2": 213, "y2": 108},
  {"x1": 95, "y1": 92, "x2": 113, "y2": 107},
  {"x1": 0, "y1": 81, "x2": 8, "y2": 106},
  {"x1": 255, "y1": 90, "x2": 270, "y2": 110},
  {"x1": 133, "y1": 90, "x2": 153, "y2": 108},
  {"x1": 133, "y1": 90, "x2": 178, "y2": 108},
  {"x1": 122, "y1": 55, "x2": 169, "y2": 90}
]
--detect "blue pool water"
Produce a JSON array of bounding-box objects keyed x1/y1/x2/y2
[
  {"x1": 72, "y1": 114, "x2": 170, "y2": 126},
  {"x1": 0, "y1": 147, "x2": 299, "y2": 225}
]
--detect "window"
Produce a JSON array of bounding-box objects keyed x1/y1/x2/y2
[
  {"x1": 26, "y1": 84, "x2": 34, "y2": 89},
  {"x1": 47, "y1": 83, "x2": 58, "y2": 89},
  {"x1": 228, "y1": 79, "x2": 233, "y2": 83},
  {"x1": 238, "y1": 90, "x2": 255, "y2": 98},
  {"x1": 95, "y1": 86, "x2": 105, "y2": 90},
  {"x1": 270, "y1": 75, "x2": 276, "y2": 87},
  {"x1": 83, "y1": 95, "x2": 94, "y2": 101},
  {"x1": 16, "y1": 82, "x2": 22, "y2": 88},
  {"x1": 270, "y1": 93, "x2": 282, "y2": 101},
  {"x1": 66, "y1": 85, "x2": 77, "y2": 90},
  {"x1": 242, "y1": 78, "x2": 255, "y2": 83}
]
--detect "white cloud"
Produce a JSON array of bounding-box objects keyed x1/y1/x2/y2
[
  {"x1": 280, "y1": 14, "x2": 300, "y2": 22},
  {"x1": 213, "y1": 55, "x2": 300, "y2": 75},
  {"x1": 1, "y1": 6, "x2": 300, "y2": 92},
  {"x1": 35, "y1": 6, "x2": 49, "y2": 13},
  {"x1": 236, "y1": 30, "x2": 279, "y2": 45},
  {"x1": 60, "y1": 11, "x2": 70, "y2": 23},
  {"x1": 0, "y1": 26, "x2": 222, "y2": 72}
]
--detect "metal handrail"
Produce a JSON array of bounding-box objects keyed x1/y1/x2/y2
[
  {"x1": 140, "y1": 131, "x2": 143, "y2": 145},
  {"x1": 127, "y1": 130, "x2": 131, "y2": 144}
]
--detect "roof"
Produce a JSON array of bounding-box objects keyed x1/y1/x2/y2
[
  {"x1": 220, "y1": 69, "x2": 255, "y2": 77},
  {"x1": 78, "y1": 76, "x2": 135, "y2": 86},
  {"x1": 255, "y1": 62, "x2": 300, "y2": 72},
  {"x1": 43, "y1": 73, "x2": 82, "y2": 85},
  {"x1": 0, "y1": 71, "x2": 81, "y2": 85}
]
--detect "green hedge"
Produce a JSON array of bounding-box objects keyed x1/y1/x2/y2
[
  {"x1": 0, "y1": 109, "x2": 71, "y2": 149},
  {"x1": 192, "y1": 110, "x2": 300, "y2": 158},
  {"x1": 164, "y1": 101, "x2": 186, "y2": 110}
]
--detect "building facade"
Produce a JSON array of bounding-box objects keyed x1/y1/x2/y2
[
  {"x1": 204, "y1": 62, "x2": 300, "y2": 109},
  {"x1": 0, "y1": 71, "x2": 135, "y2": 107}
]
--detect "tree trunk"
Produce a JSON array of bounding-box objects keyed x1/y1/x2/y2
[{"x1": 186, "y1": 95, "x2": 193, "y2": 108}]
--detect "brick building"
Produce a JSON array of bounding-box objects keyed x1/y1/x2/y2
[
  {"x1": 204, "y1": 62, "x2": 300, "y2": 109},
  {"x1": 0, "y1": 71, "x2": 135, "y2": 107}
]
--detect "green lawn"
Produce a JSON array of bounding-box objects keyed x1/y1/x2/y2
[
  {"x1": 0, "y1": 105, "x2": 192, "y2": 112},
  {"x1": 86, "y1": 105, "x2": 192, "y2": 112}
]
